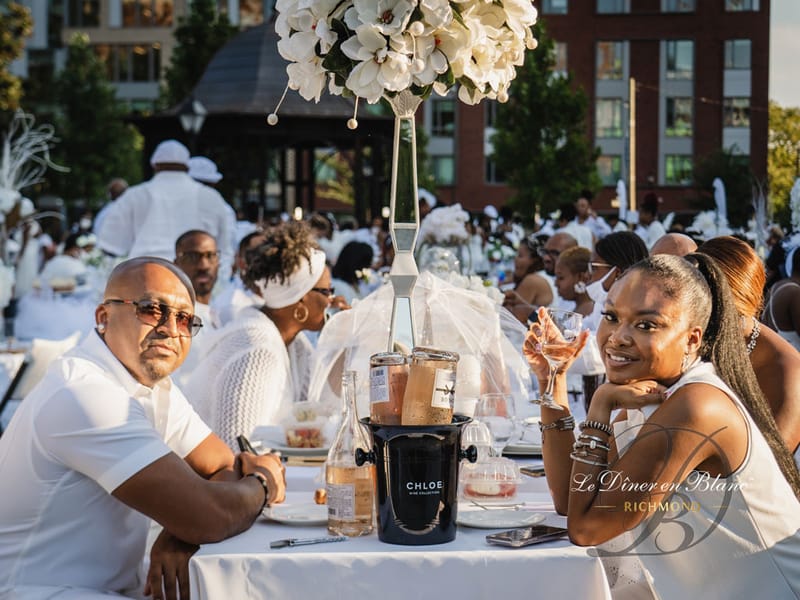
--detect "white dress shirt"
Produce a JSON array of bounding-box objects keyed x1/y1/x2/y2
[
  {"x1": 0, "y1": 331, "x2": 211, "y2": 597},
  {"x1": 96, "y1": 171, "x2": 236, "y2": 279}
]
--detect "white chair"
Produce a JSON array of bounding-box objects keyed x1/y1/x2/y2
[{"x1": 0, "y1": 331, "x2": 82, "y2": 434}]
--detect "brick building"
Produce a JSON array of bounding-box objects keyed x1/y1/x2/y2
[{"x1": 426, "y1": 0, "x2": 770, "y2": 218}]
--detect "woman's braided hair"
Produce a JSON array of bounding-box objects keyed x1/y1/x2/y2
[{"x1": 629, "y1": 253, "x2": 800, "y2": 497}]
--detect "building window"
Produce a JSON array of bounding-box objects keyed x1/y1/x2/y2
[
  {"x1": 122, "y1": 0, "x2": 173, "y2": 27},
  {"x1": 485, "y1": 100, "x2": 498, "y2": 128},
  {"x1": 662, "y1": 0, "x2": 695, "y2": 11},
  {"x1": 597, "y1": 155, "x2": 622, "y2": 186},
  {"x1": 431, "y1": 99, "x2": 456, "y2": 137},
  {"x1": 597, "y1": 0, "x2": 627, "y2": 14},
  {"x1": 665, "y1": 155, "x2": 693, "y2": 185},
  {"x1": 240, "y1": 0, "x2": 265, "y2": 27},
  {"x1": 432, "y1": 156, "x2": 455, "y2": 185},
  {"x1": 554, "y1": 42, "x2": 568, "y2": 76},
  {"x1": 666, "y1": 97, "x2": 693, "y2": 137},
  {"x1": 486, "y1": 159, "x2": 505, "y2": 184},
  {"x1": 67, "y1": 0, "x2": 100, "y2": 27},
  {"x1": 725, "y1": 0, "x2": 759, "y2": 11},
  {"x1": 541, "y1": 0, "x2": 568, "y2": 14},
  {"x1": 724, "y1": 39, "x2": 751, "y2": 69},
  {"x1": 95, "y1": 43, "x2": 161, "y2": 82},
  {"x1": 665, "y1": 40, "x2": 693, "y2": 80},
  {"x1": 723, "y1": 97, "x2": 750, "y2": 128},
  {"x1": 597, "y1": 42, "x2": 623, "y2": 80},
  {"x1": 596, "y1": 98, "x2": 624, "y2": 138}
]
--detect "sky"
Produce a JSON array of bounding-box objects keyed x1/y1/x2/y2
[{"x1": 770, "y1": 0, "x2": 800, "y2": 108}]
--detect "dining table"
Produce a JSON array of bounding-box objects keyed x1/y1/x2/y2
[{"x1": 188, "y1": 460, "x2": 613, "y2": 600}]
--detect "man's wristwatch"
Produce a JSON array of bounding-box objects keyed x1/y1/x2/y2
[{"x1": 246, "y1": 471, "x2": 269, "y2": 511}]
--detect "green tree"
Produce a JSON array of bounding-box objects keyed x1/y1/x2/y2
[
  {"x1": 0, "y1": 2, "x2": 32, "y2": 114},
  {"x1": 490, "y1": 21, "x2": 600, "y2": 220},
  {"x1": 47, "y1": 33, "x2": 142, "y2": 207},
  {"x1": 161, "y1": 0, "x2": 237, "y2": 108},
  {"x1": 691, "y1": 148, "x2": 754, "y2": 229},
  {"x1": 767, "y1": 101, "x2": 800, "y2": 228}
]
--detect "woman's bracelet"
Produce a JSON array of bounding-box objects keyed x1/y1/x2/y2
[
  {"x1": 539, "y1": 414, "x2": 575, "y2": 433},
  {"x1": 573, "y1": 438, "x2": 610, "y2": 453},
  {"x1": 246, "y1": 471, "x2": 270, "y2": 511},
  {"x1": 579, "y1": 420, "x2": 613, "y2": 437},
  {"x1": 569, "y1": 452, "x2": 609, "y2": 468}
]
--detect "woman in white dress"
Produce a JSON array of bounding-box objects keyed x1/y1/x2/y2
[
  {"x1": 185, "y1": 222, "x2": 333, "y2": 449},
  {"x1": 525, "y1": 253, "x2": 800, "y2": 599},
  {"x1": 698, "y1": 236, "x2": 800, "y2": 458}
]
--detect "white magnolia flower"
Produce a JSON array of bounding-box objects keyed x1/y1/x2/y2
[
  {"x1": 351, "y1": 0, "x2": 415, "y2": 36},
  {"x1": 287, "y1": 60, "x2": 328, "y2": 102},
  {"x1": 275, "y1": 0, "x2": 537, "y2": 108}
]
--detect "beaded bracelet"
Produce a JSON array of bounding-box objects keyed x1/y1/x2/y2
[
  {"x1": 246, "y1": 471, "x2": 270, "y2": 511},
  {"x1": 579, "y1": 420, "x2": 613, "y2": 437}
]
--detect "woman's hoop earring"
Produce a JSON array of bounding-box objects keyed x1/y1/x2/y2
[
  {"x1": 293, "y1": 303, "x2": 309, "y2": 324},
  {"x1": 97, "y1": 323, "x2": 106, "y2": 333},
  {"x1": 574, "y1": 281, "x2": 587, "y2": 294}
]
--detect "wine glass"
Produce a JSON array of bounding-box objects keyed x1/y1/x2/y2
[
  {"x1": 474, "y1": 393, "x2": 516, "y2": 457},
  {"x1": 532, "y1": 308, "x2": 583, "y2": 411}
]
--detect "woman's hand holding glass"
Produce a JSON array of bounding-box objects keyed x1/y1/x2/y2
[{"x1": 523, "y1": 307, "x2": 589, "y2": 411}]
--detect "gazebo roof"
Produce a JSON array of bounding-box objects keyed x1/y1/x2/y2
[{"x1": 194, "y1": 24, "x2": 356, "y2": 118}]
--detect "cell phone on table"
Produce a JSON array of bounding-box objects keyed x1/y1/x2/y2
[{"x1": 486, "y1": 525, "x2": 568, "y2": 547}]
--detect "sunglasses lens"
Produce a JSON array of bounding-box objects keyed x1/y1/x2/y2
[
  {"x1": 135, "y1": 302, "x2": 163, "y2": 327},
  {"x1": 135, "y1": 302, "x2": 197, "y2": 337}
]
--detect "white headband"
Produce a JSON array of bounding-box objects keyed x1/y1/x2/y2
[{"x1": 257, "y1": 249, "x2": 327, "y2": 309}]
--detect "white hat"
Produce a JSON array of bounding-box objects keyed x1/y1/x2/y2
[
  {"x1": 483, "y1": 205, "x2": 499, "y2": 219},
  {"x1": 418, "y1": 188, "x2": 437, "y2": 208},
  {"x1": 150, "y1": 140, "x2": 190, "y2": 167},
  {"x1": 188, "y1": 156, "x2": 223, "y2": 183}
]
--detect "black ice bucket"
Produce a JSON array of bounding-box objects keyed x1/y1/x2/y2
[{"x1": 356, "y1": 416, "x2": 477, "y2": 546}]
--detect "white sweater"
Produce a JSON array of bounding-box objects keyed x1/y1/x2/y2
[{"x1": 184, "y1": 306, "x2": 311, "y2": 450}]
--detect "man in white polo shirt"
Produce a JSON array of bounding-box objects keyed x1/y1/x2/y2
[{"x1": 0, "y1": 257, "x2": 285, "y2": 599}]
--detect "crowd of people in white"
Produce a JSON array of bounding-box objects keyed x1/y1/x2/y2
[{"x1": 0, "y1": 138, "x2": 799, "y2": 598}]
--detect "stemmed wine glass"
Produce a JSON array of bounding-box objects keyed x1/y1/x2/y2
[
  {"x1": 532, "y1": 308, "x2": 583, "y2": 411},
  {"x1": 474, "y1": 393, "x2": 516, "y2": 457}
]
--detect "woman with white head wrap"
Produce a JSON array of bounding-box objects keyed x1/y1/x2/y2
[{"x1": 184, "y1": 222, "x2": 334, "y2": 450}]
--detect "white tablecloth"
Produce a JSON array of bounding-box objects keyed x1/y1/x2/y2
[{"x1": 189, "y1": 466, "x2": 612, "y2": 600}]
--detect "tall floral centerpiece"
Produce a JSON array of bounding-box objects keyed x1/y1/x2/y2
[
  {"x1": 0, "y1": 111, "x2": 64, "y2": 320},
  {"x1": 417, "y1": 202, "x2": 471, "y2": 274},
  {"x1": 274, "y1": 0, "x2": 538, "y2": 349}
]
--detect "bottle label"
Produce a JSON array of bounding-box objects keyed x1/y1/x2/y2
[
  {"x1": 326, "y1": 482, "x2": 356, "y2": 520},
  {"x1": 369, "y1": 366, "x2": 389, "y2": 404},
  {"x1": 431, "y1": 368, "x2": 456, "y2": 409}
]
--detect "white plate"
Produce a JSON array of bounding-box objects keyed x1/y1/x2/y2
[
  {"x1": 251, "y1": 439, "x2": 329, "y2": 458},
  {"x1": 457, "y1": 509, "x2": 545, "y2": 529},
  {"x1": 264, "y1": 503, "x2": 328, "y2": 526},
  {"x1": 503, "y1": 442, "x2": 542, "y2": 457}
]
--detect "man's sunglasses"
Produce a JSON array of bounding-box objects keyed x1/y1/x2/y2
[{"x1": 103, "y1": 299, "x2": 203, "y2": 337}]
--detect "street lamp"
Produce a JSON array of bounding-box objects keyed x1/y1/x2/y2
[{"x1": 178, "y1": 96, "x2": 207, "y2": 153}]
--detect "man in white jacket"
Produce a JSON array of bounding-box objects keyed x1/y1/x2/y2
[{"x1": 96, "y1": 140, "x2": 235, "y2": 281}]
